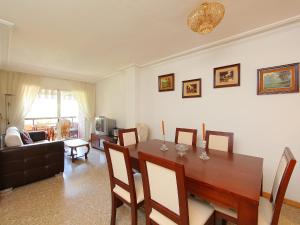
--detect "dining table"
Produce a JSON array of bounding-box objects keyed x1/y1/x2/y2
[{"x1": 126, "y1": 139, "x2": 263, "y2": 225}]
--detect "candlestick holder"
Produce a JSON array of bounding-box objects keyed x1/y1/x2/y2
[
  {"x1": 160, "y1": 135, "x2": 168, "y2": 151},
  {"x1": 199, "y1": 140, "x2": 210, "y2": 160}
]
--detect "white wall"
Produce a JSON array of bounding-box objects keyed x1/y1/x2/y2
[
  {"x1": 97, "y1": 23, "x2": 300, "y2": 201},
  {"x1": 96, "y1": 71, "x2": 127, "y2": 128},
  {"x1": 96, "y1": 66, "x2": 139, "y2": 128}
]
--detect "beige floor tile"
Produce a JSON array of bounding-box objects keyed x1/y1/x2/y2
[{"x1": 0, "y1": 148, "x2": 299, "y2": 225}]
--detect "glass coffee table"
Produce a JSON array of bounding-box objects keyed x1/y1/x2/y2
[{"x1": 64, "y1": 139, "x2": 90, "y2": 162}]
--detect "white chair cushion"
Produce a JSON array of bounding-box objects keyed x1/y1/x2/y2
[
  {"x1": 5, "y1": 127, "x2": 23, "y2": 147},
  {"x1": 147, "y1": 161, "x2": 179, "y2": 214},
  {"x1": 136, "y1": 123, "x2": 149, "y2": 142},
  {"x1": 177, "y1": 131, "x2": 194, "y2": 146},
  {"x1": 150, "y1": 209, "x2": 177, "y2": 225},
  {"x1": 208, "y1": 135, "x2": 229, "y2": 152},
  {"x1": 150, "y1": 198, "x2": 214, "y2": 225},
  {"x1": 113, "y1": 173, "x2": 144, "y2": 204},
  {"x1": 123, "y1": 132, "x2": 137, "y2": 146},
  {"x1": 212, "y1": 203, "x2": 237, "y2": 218},
  {"x1": 258, "y1": 197, "x2": 274, "y2": 225},
  {"x1": 109, "y1": 148, "x2": 129, "y2": 184},
  {"x1": 212, "y1": 197, "x2": 273, "y2": 225}
]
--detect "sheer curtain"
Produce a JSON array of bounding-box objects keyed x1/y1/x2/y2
[
  {"x1": 0, "y1": 69, "x2": 95, "y2": 139},
  {"x1": 0, "y1": 70, "x2": 41, "y2": 130},
  {"x1": 72, "y1": 83, "x2": 95, "y2": 140}
]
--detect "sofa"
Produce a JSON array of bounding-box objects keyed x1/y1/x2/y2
[{"x1": 0, "y1": 127, "x2": 64, "y2": 190}]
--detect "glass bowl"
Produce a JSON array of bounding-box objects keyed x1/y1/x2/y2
[{"x1": 175, "y1": 144, "x2": 189, "y2": 156}]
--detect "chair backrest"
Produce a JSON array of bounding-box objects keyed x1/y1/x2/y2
[
  {"x1": 118, "y1": 128, "x2": 139, "y2": 146},
  {"x1": 270, "y1": 147, "x2": 296, "y2": 225},
  {"x1": 206, "y1": 130, "x2": 234, "y2": 153},
  {"x1": 136, "y1": 123, "x2": 149, "y2": 142},
  {"x1": 138, "y1": 151, "x2": 189, "y2": 225},
  {"x1": 104, "y1": 141, "x2": 137, "y2": 204},
  {"x1": 175, "y1": 128, "x2": 197, "y2": 146}
]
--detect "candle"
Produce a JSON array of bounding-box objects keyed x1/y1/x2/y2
[
  {"x1": 202, "y1": 123, "x2": 206, "y2": 140},
  {"x1": 161, "y1": 120, "x2": 165, "y2": 135}
]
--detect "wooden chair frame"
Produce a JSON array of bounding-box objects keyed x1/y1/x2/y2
[
  {"x1": 139, "y1": 151, "x2": 190, "y2": 225},
  {"x1": 270, "y1": 147, "x2": 296, "y2": 225},
  {"x1": 205, "y1": 130, "x2": 234, "y2": 153},
  {"x1": 104, "y1": 141, "x2": 143, "y2": 225},
  {"x1": 118, "y1": 128, "x2": 139, "y2": 146},
  {"x1": 215, "y1": 147, "x2": 296, "y2": 225},
  {"x1": 175, "y1": 128, "x2": 197, "y2": 147}
]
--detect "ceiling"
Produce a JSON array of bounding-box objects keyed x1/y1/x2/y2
[{"x1": 0, "y1": 0, "x2": 300, "y2": 82}]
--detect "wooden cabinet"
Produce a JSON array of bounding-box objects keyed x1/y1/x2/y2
[{"x1": 91, "y1": 133, "x2": 117, "y2": 150}]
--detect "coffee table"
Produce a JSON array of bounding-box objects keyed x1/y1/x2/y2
[{"x1": 64, "y1": 139, "x2": 90, "y2": 162}]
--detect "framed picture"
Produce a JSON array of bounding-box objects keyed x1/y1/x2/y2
[
  {"x1": 257, "y1": 63, "x2": 299, "y2": 95},
  {"x1": 158, "y1": 73, "x2": 175, "y2": 92},
  {"x1": 182, "y1": 78, "x2": 201, "y2": 98},
  {"x1": 214, "y1": 63, "x2": 240, "y2": 88}
]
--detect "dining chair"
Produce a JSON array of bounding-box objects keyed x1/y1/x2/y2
[
  {"x1": 136, "y1": 123, "x2": 149, "y2": 142},
  {"x1": 118, "y1": 128, "x2": 139, "y2": 146},
  {"x1": 205, "y1": 130, "x2": 234, "y2": 153},
  {"x1": 212, "y1": 147, "x2": 296, "y2": 225},
  {"x1": 138, "y1": 151, "x2": 215, "y2": 225},
  {"x1": 175, "y1": 128, "x2": 197, "y2": 146},
  {"x1": 104, "y1": 141, "x2": 144, "y2": 225}
]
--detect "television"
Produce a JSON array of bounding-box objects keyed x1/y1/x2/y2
[{"x1": 95, "y1": 116, "x2": 116, "y2": 136}]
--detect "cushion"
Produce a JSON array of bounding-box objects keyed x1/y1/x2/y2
[
  {"x1": 212, "y1": 197, "x2": 274, "y2": 225},
  {"x1": 150, "y1": 198, "x2": 214, "y2": 225},
  {"x1": 123, "y1": 132, "x2": 137, "y2": 146},
  {"x1": 109, "y1": 148, "x2": 129, "y2": 184},
  {"x1": 178, "y1": 131, "x2": 194, "y2": 145},
  {"x1": 5, "y1": 127, "x2": 23, "y2": 147},
  {"x1": 20, "y1": 131, "x2": 34, "y2": 144},
  {"x1": 113, "y1": 173, "x2": 144, "y2": 204},
  {"x1": 147, "y1": 161, "x2": 179, "y2": 214},
  {"x1": 208, "y1": 135, "x2": 229, "y2": 151}
]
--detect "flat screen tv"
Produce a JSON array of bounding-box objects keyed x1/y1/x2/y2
[{"x1": 95, "y1": 116, "x2": 116, "y2": 136}]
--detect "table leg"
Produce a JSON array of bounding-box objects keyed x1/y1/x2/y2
[
  {"x1": 85, "y1": 144, "x2": 90, "y2": 160},
  {"x1": 238, "y1": 201, "x2": 258, "y2": 225},
  {"x1": 71, "y1": 147, "x2": 75, "y2": 162}
]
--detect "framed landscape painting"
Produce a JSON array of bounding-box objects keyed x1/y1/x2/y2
[
  {"x1": 214, "y1": 63, "x2": 240, "y2": 88},
  {"x1": 257, "y1": 63, "x2": 299, "y2": 95},
  {"x1": 182, "y1": 78, "x2": 201, "y2": 98},
  {"x1": 158, "y1": 73, "x2": 175, "y2": 92}
]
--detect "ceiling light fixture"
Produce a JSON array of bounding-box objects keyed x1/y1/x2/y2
[{"x1": 187, "y1": 1, "x2": 225, "y2": 34}]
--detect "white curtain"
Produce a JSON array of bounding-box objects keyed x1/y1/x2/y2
[
  {"x1": 72, "y1": 83, "x2": 95, "y2": 140},
  {"x1": 0, "y1": 69, "x2": 95, "y2": 139},
  {"x1": 0, "y1": 70, "x2": 41, "y2": 131}
]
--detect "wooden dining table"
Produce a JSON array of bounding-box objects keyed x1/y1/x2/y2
[{"x1": 127, "y1": 139, "x2": 263, "y2": 225}]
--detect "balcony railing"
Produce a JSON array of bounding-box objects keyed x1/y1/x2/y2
[{"x1": 24, "y1": 116, "x2": 77, "y2": 131}]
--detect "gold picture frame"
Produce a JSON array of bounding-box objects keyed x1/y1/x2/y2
[
  {"x1": 158, "y1": 73, "x2": 175, "y2": 92},
  {"x1": 257, "y1": 63, "x2": 299, "y2": 95},
  {"x1": 214, "y1": 63, "x2": 240, "y2": 88},
  {"x1": 182, "y1": 79, "x2": 201, "y2": 98}
]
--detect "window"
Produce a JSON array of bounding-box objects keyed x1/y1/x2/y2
[
  {"x1": 60, "y1": 91, "x2": 79, "y2": 117},
  {"x1": 26, "y1": 89, "x2": 58, "y2": 118},
  {"x1": 24, "y1": 89, "x2": 79, "y2": 131}
]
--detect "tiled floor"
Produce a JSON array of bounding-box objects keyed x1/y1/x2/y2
[{"x1": 0, "y1": 148, "x2": 299, "y2": 225}]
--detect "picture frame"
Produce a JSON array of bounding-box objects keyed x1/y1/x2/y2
[
  {"x1": 182, "y1": 78, "x2": 201, "y2": 98},
  {"x1": 257, "y1": 63, "x2": 299, "y2": 95},
  {"x1": 158, "y1": 73, "x2": 175, "y2": 92},
  {"x1": 214, "y1": 63, "x2": 240, "y2": 88}
]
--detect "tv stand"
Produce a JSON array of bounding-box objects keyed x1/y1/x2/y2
[{"x1": 91, "y1": 133, "x2": 117, "y2": 150}]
